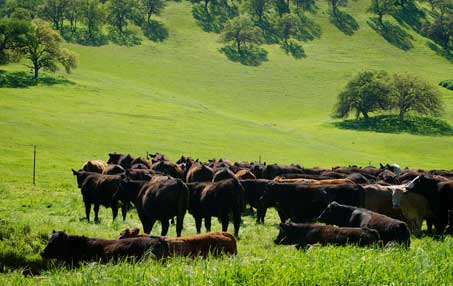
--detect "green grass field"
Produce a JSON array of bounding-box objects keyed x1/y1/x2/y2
[{"x1": 1, "y1": 0, "x2": 453, "y2": 284}]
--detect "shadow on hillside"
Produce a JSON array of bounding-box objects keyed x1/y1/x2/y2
[
  {"x1": 296, "y1": 14, "x2": 322, "y2": 41},
  {"x1": 427, "y1": 42, "x2": 453, "y2": 63},
  {"x1": 281, "y1": 41, "x2": 306, "y2": 59},
  {"x1": 368, "y1": 18, "x2": 414, "y2": 51},
  {"x1": 391, "y1": 2, "x2": 426, "y2": 32},
  {"x1": 220, "y1": 46, "x2": 268, "y2": 66},
  {"x1": 142, "y1": 20, "x2": 169, "y2": 42},
  {"x1": 334, "y1": 115, "x2": 453, "y2": 136},
  {"x1": 329, "y1": 10, "x2": 360, "y2": 36},
  {"x1": 192, "y1": 2, "x2": 237, "y2": 33},
  {"x1": 0, "y1": 71, "x2": 73, "y2": 88}
]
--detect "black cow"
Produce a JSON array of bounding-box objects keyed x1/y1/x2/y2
[
  {"x1": 274, "y1": 223, "x2": 380, "y2": 248},
  {"x1": 239, "y1": 179, "x2": 271, "y2": 224},
  {"x1": 114, "y1": 176, "x2": 189, "y2": 237},
  {"x1": 41, "y1": 231, "x2": 168, "y2": 263},
  {"x1": 260, "y1": 182, "x2": 364, "y2": 223},
  {"x1": 72, "y1": 170, "x2": 126, "y2": 222},
  {"x1": 187, "y1": 178, "x2": 244, "y2": 238},
  {"x1": 318, "y1": 202, "x2": 410, "y2": 246}
]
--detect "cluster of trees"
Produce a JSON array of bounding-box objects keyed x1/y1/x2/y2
[
  {"x1": 0, "y1": 0, "x2": 168, "y2": 46},
  {"x1": 190, "y1": 0, "x2": 452, "y2": 64},
  {"x1": 334, "y1": 70, "x2": 444, "y2": 122},
  {"x1": 0, "y1": 18, "x2": 77, "y2": 79}
]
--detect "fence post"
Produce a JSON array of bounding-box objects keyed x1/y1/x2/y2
[{"x1": 33, "y1": 145, "x2": 36, "y2": 185}]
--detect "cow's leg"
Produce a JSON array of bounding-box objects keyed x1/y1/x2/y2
[
  {"x1": 111, "y1": 205, "x2": 118, "y2": 221},
  {"x1": 277, "y1": 209, "x2": 287, "y2": 223},
  {"x1": 94, "y1": 204, "x2": 100, "y2": 223},
  {"x1": 170, "y1": 217, "x2": 175, "y2": 225},
  {"x1": 233, "y1": 209, "x2": 241, "y2": 238},
  {"x1": 121, "y1": 204, "x2": 127, "y2": 221},
  {"x1": 221, "y1": 214, "x2": 229, "y2": 232},
  {"x1": 176, "y1": 214, "x2": 184, "y2": 237},
  {"x1": 84, "y1": 201, "x2": 91, "y2": 222},
  {"x1": 426, "y1": 218, "x2": 433, "y2": 233},
  {"x1": 414, "y1": 219, "x2": 422, "y2": 237},
  {"x1": 161, "y1": 220, "x2": 170, "y2": 236},
  {"x1": 257, "y1": 207, "x2": 266, "y2": 224},
  {"x1": 195, "y1": 216, "x2": 202, "y2": 234},
  {"x1": 142, "y1": 218, "x2": 156, "y2": 234},
  {"x1": 204, "y1": 216, "x2": 212, "y2": 232}
]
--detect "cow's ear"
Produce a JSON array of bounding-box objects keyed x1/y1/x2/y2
[
  {"x1": 72, "y1": 169, "x2": 78, "y2": 175},
  {"x1": 52, "y1": 230, "x2": 56, "y2": 234},
  {"x1": 380, "y1": 163, "x2": 384, "y2": 168}
]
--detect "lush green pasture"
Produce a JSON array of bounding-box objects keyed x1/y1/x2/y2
[{"x1": 1, "y1": 0, "x2": 453, "y2": 284}]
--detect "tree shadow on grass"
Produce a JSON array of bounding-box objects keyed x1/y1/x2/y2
[
  {"x1": 281, "y1": 41, "x2": 306, "y2": 59},
  {"x1": 0, "y1": 71, "x2": 74, "y2": 88},
  {"x1": 334, "y1": 115, "x2": 453, "y2": 136},
  {"x1": 142, "y1": 19, "x2": 169, "y2": 42},
  {"x1": 391, "y1": 3, "x2": 426, "y2": 32},
  {"x1": 192, "y1": 3, "x2": 237, "y2": 33},
  {"x1": 219, "y1": 45, "x2": 268, "y2": 66},
  {"x1": 329, "y1": 10, "x2": 360, "y2": 36},
  {"x1": 427, "y1": 42, "x2": 453, "y2": 63},
  {"x1": 296, "y1": 14, "x2": 322, "y2": 41},
  {"x1": 368, "y1": 18, "x2": 414, "y2": 51}
]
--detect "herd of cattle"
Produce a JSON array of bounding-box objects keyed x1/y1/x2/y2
[{"x1": 41, "y1": 152, "x2": 453, "y2": 263}]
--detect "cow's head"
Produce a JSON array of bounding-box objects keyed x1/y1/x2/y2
[
  {"x1": 118, "y1": 227, "x2": 141, "y2": 239},
  {"x1": 108, "y1": 153, "x2": 122, "y2": 164},
  {"x1": 391, "y1": 188, "x2": 405, "y2": 209},
  {"x1": 317, "y1": 202, "x2": 353, "y2": 226},
  {"x1": 41, "y1": 230, "x2": 69, "y2": 260},
  {"x1": 274, "y1": 223, "x2": 292, "y2": 245}
]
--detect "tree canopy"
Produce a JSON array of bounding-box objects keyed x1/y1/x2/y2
[{"x1": 219, "y1": 16, "x2": 264, "y2": 52}]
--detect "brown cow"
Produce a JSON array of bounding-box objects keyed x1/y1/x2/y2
[
  {"x1": 392, "y1": 188, "x2": 433, "y2": 237},
  {"x1": 104, "y1": 164, "x2": 125, "y2": 175},
  {"x1": 274, "y1": 223, "x2": 380, "y2": 248},
  {"x1": 118, "y1": 228, "x2": 237, "y2": 257},
  {"x1": 185, "y1": 161, "x2": 214, "y2": 183},
  {"x1": 363, "y1": 184, "x2": 404, "y2": 219},
  {"x1": 41, "y1": 230, "x2": 168, "y2": 263},
  {"x1": 150, "y1": 161, "x2": 184, "y2": 179},
  {"x1": 212, "y1": 168, "x2": 236, "y2": 182},
  {"x1": 273, "y1": 177, "x2": 354, "y2": 185},
  {"x1": 82, "y1": 160, "x2": 108, "y2": 173},
  {"x1": 107, "y1": 153, "x2": 134, "y2": 169},
  {"x1": 235, "y1": 170, "x2": 256, "y2": 180}
]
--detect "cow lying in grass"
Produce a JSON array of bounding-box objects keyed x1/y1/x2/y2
[
  {"x1": 318, "y1": 202, "x2": 411, "y2": 247},
  {"x1": 274, "y1": 223, "x2": 380, "y2": 248},
  {"x1": 119, "y1": 228, "x2": 237, "y2": 257},
  {"x1": 41, "y1": 230, "x2": 168, "y2": 263}
]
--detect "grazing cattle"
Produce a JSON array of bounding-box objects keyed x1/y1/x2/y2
[
  {"x1": 262, "y1": 164, "x2": 304, "y2": 179},
  {"x1": 82, "y1": 160, "x2": 108, "y2": 173},
  {"x1": 240, "y1": 179, "x2": 271, "y2": 224},
  {"x1": 274, "y1": 223, "x2": 380, "y2": 248},
  {"x1": 250, "y1": 163, "x2": 266, "y2": 179},
  {"x1": 273, "y1": 177, "x2": 355, "y2": 185},
  {"x1": 212, "y1": 168, "x2": 236, "y2": 182},
  {"x1": 104, "y1": 164, "x2": 125, "y2": 175},
  {"x1": 185, "y1": 161, "x2": 214, "y2": 183},
  {"x1": 41, "y1": 231, "x2": 168, "y2": 263},
  {"x1": 392, "y1": 188, "x2": 433, "y2": 237},
  {"x1": 187, "y1": 179, "x2": 244, "y2": 237},
  {"x1": 332, "y1": 166, "x2": 381, "y2": 177},
  {"x1": 150, "y1": 161, "x2": 184, "y2": 179},
  {"x1": 131, "y1": 157, "x2": 151, "y2": 169},
  {"x1": 115, "y1": 176, "x2": 189, "y2": 236},
  {"x1": 260, "y1": 182, "x2": 365, "y2": 223},
  {"x1": 235, "y1": 169, "x2": 256, "y2": 180},
  {"x1": 377, "y1": 170, "x2": 399, "y2": 185},
  {"x1": 125, "y1": 169, "x2": 154, "y2": 181},
  {"x1": 346, "y1": 173, "x2": 370, "y2": 184},
  {"x1": 445, "y1": 211, "x2": 453, "y2": 235},
  {"x1": 72, "y1": 170, "x2": 126, "y2": 222},
  {"x1": 318, "y1": 202, "x2": 410, "y2": 246},
  {"x1": 107, "y1": 153, "x2": 134, "y2": 169},
  {"x1": 363, "y1": 184, "x2": 404, "y2": 219},
  {"x1": 148, "y1": 152, "x2": 168, "y2": 164},
  {"x1": 118, "y1": 228, "x2": 237, "y2": 257},
  {"x1": 406, "y1": 175, "x2": 453, "y2": 234}
]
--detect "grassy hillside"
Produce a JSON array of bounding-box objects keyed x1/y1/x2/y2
[{"x1": 1, "y1": 1, "x2": 453, "y2": 284}]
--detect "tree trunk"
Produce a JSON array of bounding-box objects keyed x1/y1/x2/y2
[
  {"x1": 363, "y1": 112, "x2": 369, "y2": 121},
  {"x1": 237, "y1": 40, "x2": 241, "y2": 53},
  {"x1": 147, "y1": 12, "x2": 152, "y2": 24},
  {"x1": 33, "y1": 64, "x2": 39, "y2": 80},
  {"x1": 399, "y1": 111, "x2": 405, "y2": 122},
  {"x1": 378, "y1": 13, "x2": 383, "y2": 25}
]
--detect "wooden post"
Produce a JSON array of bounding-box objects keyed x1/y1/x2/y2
[{"x1": 33, "y1": 145, "x2": 36, "y2": 185}]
